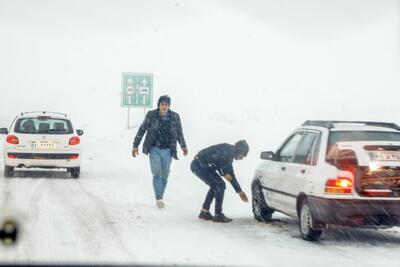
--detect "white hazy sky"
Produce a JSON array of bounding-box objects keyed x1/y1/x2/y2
[{"x1": 0, "y1": 0, "x2": 399, "y2": 149}]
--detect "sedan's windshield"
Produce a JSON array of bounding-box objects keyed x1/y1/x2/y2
[
  {"x1": 329, "y1": 131, "x2": 400, "y2": 144},
  {"x1": 14, "y1": 118, "x2": 73, "y2": 134}
]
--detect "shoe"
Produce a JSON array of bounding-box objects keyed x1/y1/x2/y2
[
  {"x1": 213, "y1": 213, "x2": 233, "y2": 223},
  {"x1": 198, "y1": 210, "x2": 214, "y2": 221},
  {"x1": 156, "y1": 200, "x2": 165, "y2": 209}
]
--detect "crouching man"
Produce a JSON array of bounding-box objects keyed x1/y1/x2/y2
[{"x1": 191, "y1": 140, "x2": 249, "y2": 223}]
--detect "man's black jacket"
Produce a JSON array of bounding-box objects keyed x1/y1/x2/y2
[
  {"x1": 133, "y1": 109, "x2": 186, "y2": 160},
  {"x1": 195, "y1": 143, "x2": 242, "y2": 193}
]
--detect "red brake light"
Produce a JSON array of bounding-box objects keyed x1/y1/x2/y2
[
  {"x1": 69, "y1": 136, "x2": 80, "y2": 146},
  {"x1": 6, "y1": 135, "x2": 19, "y2": 145},
  {"x1": 69, "y1": 154, "x2": 79, "y2": 160},
  {"x1": 7, "y1": 153, "x2": 17, "y2": 159},
  {"x1": 325, "y1": 177, "x2": 353, "y2": 194}
]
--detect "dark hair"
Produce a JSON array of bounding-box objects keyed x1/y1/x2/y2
[
  {"x1": 158, "y1": 95, "x2": 171, "y2": 107},
  {"x1": 235, "y1": 140, "x2": 249, "y2": 156}
]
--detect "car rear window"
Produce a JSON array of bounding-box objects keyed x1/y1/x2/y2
[
  {"x1": 14, "y1": 117, "x2": 73, "y2": 134},
  {"x1": 329, "y1": 131, "x2": 400, "y2": 144}
]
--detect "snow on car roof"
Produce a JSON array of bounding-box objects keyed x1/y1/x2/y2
[
  {"x1": 302, "y1": 124, "x2": 400, "y2": 132},
  {"x1": 301, "y1": 121, "x2": 400, "y2": 132},
  {"x1": 330, "y1": 123, "x2": 400, "y2": 132}
]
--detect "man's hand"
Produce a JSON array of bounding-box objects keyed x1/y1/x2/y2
[
  {"x1": 132, "y1": 148, "x2": 139, "y2": 158},
  {"x1": 223, "y1": 174, "x2": 233, "y2": 182},
  {"x1": 239, "y1": 191, "x2": 248, "y2": 202},
  {"x1": 182, "y1": 147, "x2": 188, "y2": 156}
]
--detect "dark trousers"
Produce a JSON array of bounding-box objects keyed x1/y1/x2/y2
[{"x1": 191, "y1": 159, "x2": 226, "y2": 215}]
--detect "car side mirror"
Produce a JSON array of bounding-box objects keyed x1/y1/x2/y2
[
  {"x1": 0, "y1": 128, "x2": 8, "y2": 135},
  {"x1": 76, "y1": 129, "x2": 84, "y2": 136},
  {"x1": 260, "y1": 151, "x2": 274, "y2": 160}
]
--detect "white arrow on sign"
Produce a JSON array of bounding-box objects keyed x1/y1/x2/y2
[{"x1": 141, "y1": 78, "x2": 148, "y2": 86}]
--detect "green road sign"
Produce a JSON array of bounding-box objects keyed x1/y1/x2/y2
[{"x1": 121, "y1": 73, "x2": 153, "y2": 108}]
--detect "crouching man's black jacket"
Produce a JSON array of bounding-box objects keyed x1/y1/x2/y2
[
  {"x1": 133, "y1": 109, "x2": 186, "y2": 160},
  {"x1": 195, "y1": 143, "x2": 242, "y2": 193}
]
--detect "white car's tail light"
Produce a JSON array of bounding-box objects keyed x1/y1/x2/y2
[
  {"x1": 69, "y1": 136, "x2": 80, "y2": 146},
  {"x1": 7, "y1": 153, "x2": 17, "y2": 159},
  {"x1": 325, "y1": 177, "x2": 353, "y2": 194},
  {"x1": 69, "y1": 154, "x2": 79, "y2": 160},
  {"x1": 6, "y1": 135, "x2": 19, "y2": 145}
]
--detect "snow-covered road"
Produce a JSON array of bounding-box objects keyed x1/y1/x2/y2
[
  {"x1": 1, "y1": 133, "x2": 400, "y2": 266},
  {"x1": 1, "y1": 0, "x2": 400, "y2": 265}
]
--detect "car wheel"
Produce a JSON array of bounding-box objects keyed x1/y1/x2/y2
[
  {"x1": 299, "y1": 199, "x2": 322, "y2": 241},
  {"x1": 251, "y1": 179, "x2": 273, "y2": 222},
  {"x1": 4, "y1": 166, "x2": 14, "y2": 178},
  {"x1": 70, "y1": 167, "x2": 80, "y2": 179},
  {"x1": 0, "y1": 218, "x2": 19, "y2": 245}
]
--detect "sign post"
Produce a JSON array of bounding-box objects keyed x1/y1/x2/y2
[{"x1": 121, "y1": 73, "x2": 153, "y2": 129}]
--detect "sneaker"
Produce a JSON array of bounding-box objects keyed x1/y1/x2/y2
[
  {"x1": 213, "y1": 213, "x2": 233, "y2": 223},
  {"x1": 198, "y1": 210, "x2": 214, "y2": 221},
  {"x1": 156, "y1": 200, "x2": 165, "y2": 209}
]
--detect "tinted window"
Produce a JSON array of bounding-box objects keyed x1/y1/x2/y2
[
  {"x1": 329, "y1": 131, "x2": 400, "y2": 144},
  {"x1": 293, "y1": 132, "x2": 318, "y2": 165},
  {"x1": 277, "y1": 132, "x2": 304, "y2": 162},
  {"x1": 14, "y1": 118, "x2": 73, "y2": 134}
]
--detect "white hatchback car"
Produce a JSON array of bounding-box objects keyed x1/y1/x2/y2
[
  {"x1": 0, "y1": 111, "x2": 83, "y2": 178},
  {"x1": 252, "y1": 120, "x2": 400, "y2": 241}
]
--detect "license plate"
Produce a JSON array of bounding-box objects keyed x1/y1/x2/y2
[
  {"x1": 369, "y1": 152, "x2": 400, "y2": 161},
  {"x1": 31, "y1": 141, "x2": 56, "y2": 149}
]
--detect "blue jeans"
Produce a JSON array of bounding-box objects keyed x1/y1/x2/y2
[{"x1": 149, "y1": 147, "x2": 172, "y2": 200}]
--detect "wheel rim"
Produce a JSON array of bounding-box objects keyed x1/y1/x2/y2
[{"x1": 300, "y1": 204, "x2": 313, "y2": 234}]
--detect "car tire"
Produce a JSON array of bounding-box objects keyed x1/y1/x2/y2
[
  {"x1": 299, "y1": 198, "x2": 322, "y2": 241},
  {"x1": 70, "y1": 167, "x2": 80, "y2": 179},
  {"x1": 4, "y1": 166, "x2": 14, "y2": 178},
  {"x1": 251, "y1": 179, "x2": 273, "y2": 222}
]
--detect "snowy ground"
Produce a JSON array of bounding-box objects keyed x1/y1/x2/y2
[
  {"x1": 1, "y1": 0, "x2": 400, "y2": 266},
  {"x1": 1, "y1": 126, "x2": 400, "y2": 266}
]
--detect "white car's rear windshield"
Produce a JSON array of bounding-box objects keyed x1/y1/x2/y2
[
  {"x1": 14, "y1": 117, "x2": 73, "y2": 134},
  {"x1": 329, "y1": 131, "x2": 400, "y2": 144}
]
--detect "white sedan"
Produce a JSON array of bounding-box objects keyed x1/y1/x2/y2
[
  {"x1": 1, "y1": 111, "x2": 83, "y2": 178},
  {"x1": 252, "y1": 120, "x2": 400, "y2": 241}
]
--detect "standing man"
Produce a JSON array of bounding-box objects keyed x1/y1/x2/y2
[
  {"x1": 191, "y1": 141, "x2": 249, "y2": 223},
  {"x1": 132, "y1": 95, "x2": 188, "y2": 209}
]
